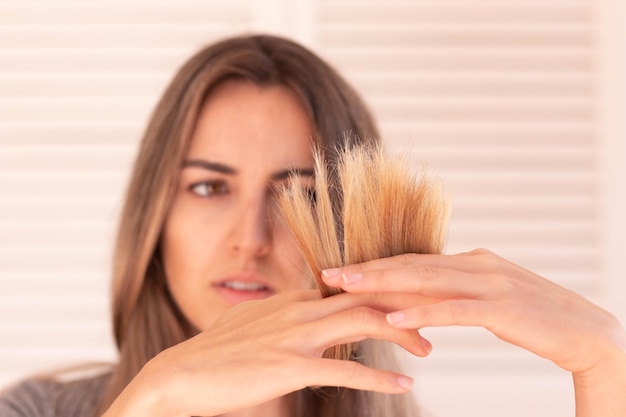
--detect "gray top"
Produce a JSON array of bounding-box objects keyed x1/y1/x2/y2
[{"x1": 0, "y1": 373, "x2": 109, "y2": 417}]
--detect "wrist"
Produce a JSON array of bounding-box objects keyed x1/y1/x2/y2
[
  {"x1": 572, "y1": 327, "x2": 626, "y2": 417},
  {"x1": 102, "y1": 359, "x2": 185, "y2": 417}
]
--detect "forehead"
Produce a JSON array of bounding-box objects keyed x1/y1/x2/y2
[{"x1": 186, "y1": 80, "x2": 315, "y2": 170}]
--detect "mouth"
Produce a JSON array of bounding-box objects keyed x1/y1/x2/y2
[
  {"x1": 219, "y1": 281, "x2": 270, "y2": 291},
  {"x1": 213, "y1": 273, "x2": 274, "y2": 304}
]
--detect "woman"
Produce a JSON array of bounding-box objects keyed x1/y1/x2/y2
[{"x1": 1, "y1": 34, "x2": 625, "y2": 417}]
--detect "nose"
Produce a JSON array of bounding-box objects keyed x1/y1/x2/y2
[{"x1": 230, "y1": 195, "x2": 272, "y2": 258}]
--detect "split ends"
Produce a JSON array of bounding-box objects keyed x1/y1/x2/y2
[{"x1": 277, "y1": 142, "x2": 450, "y2": 361}]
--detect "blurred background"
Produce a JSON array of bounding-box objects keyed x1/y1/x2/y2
[{"x1": 0, "y1": 1, "x2": 624, "y2": 416}]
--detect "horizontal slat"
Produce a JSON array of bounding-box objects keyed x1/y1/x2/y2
[
  {"x1": 0, "y1": 199, "x2": 120, "y2": 222},
  {"x1": 0, "y1": 122, "x2": 143, "y2": 145},
  {"x1": 351, "y1": 72, "x2": 592, "y2": 97},
  {"x1": 407, "y1": 151, "x2": 594, "y2": 172},
  {"x1": 0, "y1": 273, "x2": 109, "y2": 297},
  {"x1": 382, "y1": 121, "x2": 594, "y2": 146},
  {"x1": 321, "y1": 1, "x2": 590, "y2": 24},
  {"x1": 321, "y1": 23, "x2": 591, "y2": 48},
  {"x1": 451, "y1": 197, "x2": 594, "y2": 222},
  {"x1": 441, "y1": 245, "x2": 597, "y2": 273},
  {"x1": 0, "y1": 173, "x2": 127, "y2": 197},
  {"x1": 0, "y1": 223, "x2": 115, "y2": 246},
  {"x1": 0, "y1": 195, "x2": 118, "y2": 204},
  {"x1": 326, "y1": 48, "x2": 591, "y2": 73},
  {"x1": 0, "y1": 48, "x2": 192, "y2": 72},
  {"x1": 425, "y1": 161, "x2": 594, "y2": 177},
  {"x1": 370, "y1": 96, "x2": 592, "y2": 122},
  {"x1": 0, "y1": 347, "x2": 115, "y2": 363},
  {"x1": 0, "y1": 24, "x2": 251, "y2": 48},
  {"x1": 0, "y1": 1, "x2": 249, "y2": 24},
  {"x1": 445, "y1": 175, "x2": 594, "y2": 197},
  {"x1": 0, "y1": 349, "x2": 115, "y2": 366},
  {"x1": 0, "y1": 97, "x2": 157, "y2": 122},
  {"x1": 0, "y1": 73, "x2": 171, "y2": 97},
  {"x1": 0, "y1": 248, "x2": 110, "y2": 271},
  {"x1": 0, "y1": 145, "x2": 136, "y2": 171},
  {"x1": 0, "y1": 184, "x2": 126, "y2": 198},
  {"x1": 448, "y1": 221, "x2": 596, "y2": 244},
  {"x1": 0, "y1": 297, "x2": 109, "y2": 324},
  {"x1": 398, "y1": 141, "x2": 593, "y2": 156}
]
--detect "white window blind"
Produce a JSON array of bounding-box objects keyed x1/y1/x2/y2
[{"x1": 1, "y1": 1, "x2": 624, "y2": 416}]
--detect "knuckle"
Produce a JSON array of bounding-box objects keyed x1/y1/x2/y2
[
  {"x1": 354, "y1": 261, "x2": 366, "y2": 273},
  {"x1": 373, "y1": 369, "x2": 392, "y2": 390},
  {"x1": 470, "y1": 248, "x2": 492, "y2": 256},
  {"x1": 419, "y1": 305, "x2": 436, "y2": 322},
  {"x1": 349, "y1": 306, "x2": 376, "y2": 323},
  {"x1": 471, "y1": 248, "x2": 504, "y2": 271},
  {"x1": 487, "y1": 272, "x2": 516, "y2": 296},
  {"x1": 421, "y1": 265, "x2": 440, "y2": 278},
  {"x1": 280, "y1": 301, "x2": 305, "y2": 321},
  {"x1": 341, "y1": 360, "x2": 362, "y2": 382},
  {"x1": 446, "y1": 301, "x2": 465, "y2": 325},
  {"x1": 370, "y1": 291, "x2": 387, "y2": 307},
  {"x1": 398, "y1": 253, "x2": 419, "y2": 266},
  {"x1": 416, "y1": 265, "x2": 440, "y2": 284}
]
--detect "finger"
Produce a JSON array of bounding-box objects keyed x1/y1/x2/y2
[
  {"x1": 276, "y1": 289, "x2": 322, "y2": 302},
  {"x1": 214, "y1": 289, "x2": 322, "y2": 326},
  {"x1": 303, "y1": 358, "x2": 415, "y2": 394},
  {"x1": 325, "y1": 266, "x2": 503, "y2": 300},
  {"x1": 305, "y1": 305, "x2": 431, "y2": 357},
  {"x1": 385, "y1": 300, "x2": 495, "y2": 330},
  {"x1": 321, "y1": 249, "x2": 503, "y2": 286},
  {"x1": 301, "y1": 291, "x2": 440, "y2": 321}
]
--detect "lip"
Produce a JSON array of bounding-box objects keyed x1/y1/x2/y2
[{"x1": 213, "y1": 271, "x2": 275, "y2": 305}]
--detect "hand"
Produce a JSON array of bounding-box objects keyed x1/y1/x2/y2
[
  {"x1": 321, "y1": 249, "x2": 626, "y2": 375},
  {"x1": 103, "y1": 290, "x2": 430, "y2": 417}
]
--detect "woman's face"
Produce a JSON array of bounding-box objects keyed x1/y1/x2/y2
[{"x1": 161, "y1": 80, "x2": 315, "y2": 331}]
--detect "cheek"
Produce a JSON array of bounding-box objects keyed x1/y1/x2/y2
[
  {"x1": 160, "y1": 212, "x2": 191, "y2": 290},
  {"x1": 160, "y1": 205, "x2": 215, "y2": 287}
]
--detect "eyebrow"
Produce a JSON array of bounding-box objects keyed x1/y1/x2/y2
[{"x1": 183, "y1": 159, "x2": 315, "y2": 180}]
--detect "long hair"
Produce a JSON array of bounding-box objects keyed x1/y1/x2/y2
[
  {"x1": 278, "y1": 143, "x2": 449, "y2": 416},
  {"x1": 97, "y1": 34, "x2": 416, "y2": 416}
]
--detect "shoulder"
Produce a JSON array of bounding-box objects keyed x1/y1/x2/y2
[{"x1": 0, "y1": 366, "x2": 111, "y2": 417}]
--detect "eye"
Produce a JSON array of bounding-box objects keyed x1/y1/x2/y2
[{"x1": 189, "y1": 181, "x2": 229, "y2": 198}]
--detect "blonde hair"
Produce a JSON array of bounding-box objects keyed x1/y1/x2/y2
[
  {"x1": 278, "y1": 143, "x2": 449, "y2": 362},
  {"x1": 97, "y1": 34, "x2": 423, "y2": 417}
]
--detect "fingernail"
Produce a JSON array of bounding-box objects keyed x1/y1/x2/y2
[
  {"x1": 386, "y1": 311, "x2": 405, "y2": 325},
  {"x1": 341, "y1": 273, "x2": 362, "y2": 284},
  {"x1": 396, "y1": 375, "x2": 414, "y2": 390},
  {"x1": 421, "y1": 338, "x2": 432, "y2": 354},
  {"x1": 322, "y1": 268, "x2": 341, "y2": 279}
]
